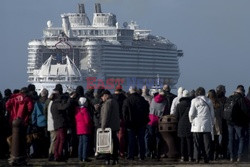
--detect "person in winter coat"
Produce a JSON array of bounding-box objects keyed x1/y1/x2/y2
[
  {"x1": 100, "y1": 90, "x2": 120, "y2": 165},
  {"x1": 91, "y1": 86, "x2": 104, "y2": 157},
  {"x1": 0, "y1": 92, "x2": 7, "y2": 158},
  {"x1": 31, "y1": 88, "x2": 49, "y2": 158},
  {"x1": 67, "y1": 85, "x2": 89, "y2": 158},
  {"x1": 227, "y1": 85, "x2": 249, "y2": 162},
  {"x1": 216, "y1": 84, "x2": 228, "y2": 159},
  {"x1": 6, "y1": 87, "x2": 34, "y2": 165},
  {"x1": 6, "y1": 87, "x2": 34, "y2": 128},
  {"x1": 176, "y1": 90, "x2": 193, "y2": 162},
  {"x1": 44, "y1": 92, "x2": 56, "y2": 161},
  {"x1": 170, "y1": 87, "x2": 184, "y2": 116},
  {"x1": 123, "y1": 86, "x2": 150, "y2": 160},
  {"x1": 189, "y1": 87, "x2": 214, "y2": 163},
  {"x1": 1, "y1": 89, "x2": 13, "y2": 158},
  {"x1": 112, "y1": 85, "x2": 127, "y2": 158},
  {"x1": 75, "y1": 97, "x2": 92, "y2": 162},
  {"x1": 246, "y1": 86, "x2": 250, "y2": 158},
  {"x1": 92, "y1": 86, "x2": 105, "y2": 130},
  {"x1": 145, "y1": 90, "x2": 167, "y2": 160},
  {"x1": 162, "y1": 84, "x2": 176, "y2": 115},
  {"x1": 51, "y1": 88, "x2": 74, "y2": 161},
  {"x1": 207, "y1": 89, "x2": 223, "y2": 160},
  {"x1": 84, "y1": 86, "x2": 95, "y2": 102}
]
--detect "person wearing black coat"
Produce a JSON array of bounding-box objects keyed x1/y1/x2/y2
[
  {"x1": 0, "y1": 92, "x2": 5, "y2": 159},
  {"x1": 176, "y1": 90, "x2": 193, "y2": 162},
  {"x1": 227, "y1": 85, "x2": 249, "y2": 162},
  {"x1": 84, "y1": 86, "x2": 95, "y2": 103},
  {"x1": 1, "y1": 89, "x2": 12, "y2": 158},
  {"x1": 113, "y1": 85, "x2": 127, "y2": 158},
  {"x1": 51, "y1": 89, "x2": 74, "y2": 161},
  {"x1": 163, "y1": 84, "x2": 177, "y2": 115},
  {"x1": 122, "y1": 86, "x2": 149, "y2": 160}
]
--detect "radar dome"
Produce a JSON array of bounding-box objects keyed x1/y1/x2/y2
[
  {"x1": 123, "y1": 22, "x2": 128, "y2": 28},
  {"x1": 47, "y1": 20, "x2": 53, "y2": 28}
]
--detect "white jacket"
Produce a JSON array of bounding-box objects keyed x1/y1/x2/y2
[
  {"x1": 170, "y1": 96, "x2": 181, "y2": 116},
  {"x1": 47, "y1": 101, "x2": 55, "y2": 131},
  {"x1": 189, "y1": 96, "x2": 214, "y2": 132}
]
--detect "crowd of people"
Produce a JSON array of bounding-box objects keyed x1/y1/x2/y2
[{"x1": 0, "y1": 83, "x2": 250, "y2": 165}]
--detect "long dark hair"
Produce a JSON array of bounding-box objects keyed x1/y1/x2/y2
[{"x1": 208, "y1": 89, "x2": 221, "y2": 109}]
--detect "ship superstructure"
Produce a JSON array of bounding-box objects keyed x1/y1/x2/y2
[{"x1": 27, "y1": 3, "x2": 183, "y2": 93}]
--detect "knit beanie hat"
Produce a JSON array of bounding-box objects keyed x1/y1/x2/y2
[
  {"x1": 182, "y1": 90, "x2": 189, "y2": 97},
  {"x1": 78, "y1": 97, "x2": 87, "y2": 106}
]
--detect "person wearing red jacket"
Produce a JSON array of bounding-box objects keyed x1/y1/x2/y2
[
  {"x1": 6, "y1": 87, "x2": 34, "y2": 165},
  {"x1": 75, "y1": 97, "x2": 92, "y2": 162},
  {"x1": 6, "y1": 87, "x2": 34, "y2": 127}
]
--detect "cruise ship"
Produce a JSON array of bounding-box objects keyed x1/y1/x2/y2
[{"x1": 27, "y1": 3, "x2": 183, "y2": 93}]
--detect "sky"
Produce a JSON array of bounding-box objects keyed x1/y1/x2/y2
[{"x1": 0, "y1": 0, "x2": 250, "y2": 96}]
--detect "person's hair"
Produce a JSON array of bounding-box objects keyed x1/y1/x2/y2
[
  {"x1": 97, "y1": 87, "x2": 105, "y2": 98},
  {"x1": 101, "y1": 90, "x2": 111, "y2": 97},
  {"x1": 142, "y1": 85, "x2": 150, "y2": 95},
  {"x1": 4, "y1": 89, "x2": 12, "y2": 97},
  {"x1": 40, "y1": 88, "x2": 48, "y2": 97},
  {"x1": 190, "y1": 90, "x2": 195, "y2": 98},
  {"x1": 216, "y1": 85, "x2": 226, "y2": 98},
  {"x1": 20, "y1": 87, "x2": 29, "y2": 95},
  {"x1": 137, "y1": 88, "x2": 142, "y2": 95},
  {"x1": 27, "y1": 84, "x2": 36, "y2": 92},
  {"x1": 208, "y1": 89, "x2": 220, "y2": 109},
  {"x1": 13, "y1": 89, "x2": 20, "y2": 94},
  {"x1": 247, "y1": 86, "x2": 250, "y2": 97},
  {"x1": 163, "y1": 84, "x2": 171, "y2": 92},
  {"x1": 54, "y1": 84, "x2": 63, "y2": 94},
  {"x1": 76, "y1": 85, "x2": 84, "y2": 97},
  {"x1": 237, "y1": 85, "x2": 245, "y2": 93},
  {"x1": 195, "y1": 87, "x2": 205, "y2": 96}
]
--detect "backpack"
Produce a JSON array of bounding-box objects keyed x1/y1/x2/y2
[{"x1": 223, "y1": 96, "x2": 238, "y2": 121}]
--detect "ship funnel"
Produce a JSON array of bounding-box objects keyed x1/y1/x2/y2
[
  {"x1": 95, "y1": 3, "x2": 102, "y2": 13},
  {"x1": 61, "y1": 15, "x2": 72, "y2": 37},
  {"x1": 78, "y1": 4, "x2": 85, "y2": 13}
]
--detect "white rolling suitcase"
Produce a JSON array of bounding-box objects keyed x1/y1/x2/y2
[{"x1": 96, "y1": 128, "x2": 113, "y2": 154}]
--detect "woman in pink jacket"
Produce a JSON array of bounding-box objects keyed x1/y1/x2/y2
[{"x1": 75, "y1": 97, "x2": 92, "y2": 162}]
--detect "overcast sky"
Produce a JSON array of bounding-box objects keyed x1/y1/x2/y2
[{"x1": 0, "y1": 0, "x2": 250, "y2": 96}]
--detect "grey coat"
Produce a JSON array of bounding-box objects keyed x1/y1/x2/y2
[{"x1": 101, "y1": 98, "x2": 120, "y2": 131}]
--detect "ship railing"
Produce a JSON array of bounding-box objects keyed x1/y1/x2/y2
[{"x1": 33, "y1": 76, "x2": 82, "y2": 82}]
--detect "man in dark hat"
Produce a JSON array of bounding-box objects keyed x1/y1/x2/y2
[{"x1": 100, "y1": 90, "x2": 120, "y2": 165}]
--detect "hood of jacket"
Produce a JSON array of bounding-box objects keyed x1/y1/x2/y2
[{"x1": 154, "y1": 94, "x2": 165, "y2": 103}]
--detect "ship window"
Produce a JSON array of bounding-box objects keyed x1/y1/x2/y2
[{"x1": 108, "y1": 30, "x2": 115, "y2": 35}]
